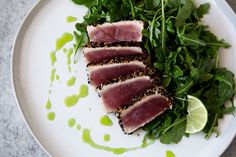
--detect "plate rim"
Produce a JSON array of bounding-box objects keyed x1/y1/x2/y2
[
  {"x1": 10, "y1": 0, "x2": 51, "y2": 156},
  {"x1": 10, "y1": 0, "x2": 236, "y2": 157}
]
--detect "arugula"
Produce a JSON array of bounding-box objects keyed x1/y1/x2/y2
[{"x1": 72, "y1": 0, "x2": 235, "y2": 144}]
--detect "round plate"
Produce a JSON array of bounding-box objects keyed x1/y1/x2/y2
[{"x1": 12, "y1": 0, "x2": 236, "y2": 157}]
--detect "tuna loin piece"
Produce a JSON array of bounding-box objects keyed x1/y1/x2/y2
[
  {"x1": 84, "y1": 47, "x2": 143, "y2": 64},
  {"x1": 99, "y1": 75, "x2": 154, "y2": 113},
  {"x1": 87, "y1": 21, "x2": 144, "y2": 43},
  {"x1": 119, "y1": 87, "x2": 171, "y2": 134},
  {"x1": 88, "y1": 61, "x2": 146, "y2": 87}
]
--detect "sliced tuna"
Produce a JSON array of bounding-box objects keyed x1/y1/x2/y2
[
  {"x1": 87, "y1": 21, "x2": 144, "y2": 43},
  {"x1": 99, "y1": 72, "x2": 156, "y2": 113},
  {"x1": 87, "y1": 42, "x2": 142, "y2": 48},
  {"x1": 87, "y1": 55, "x2": 150, "y2": 87},
  {"x1": 84, "y1": 46, "x2": 143, "y2": 64},
  {"x1": 88, "y1": 61, "x2": 146, "y2": 87},
  {"x1": 87, "y1": 54, "x2": 149, "y2": 66},
  {"x1": 119, "y1": 87, "x2": 171, "y2": 134}
]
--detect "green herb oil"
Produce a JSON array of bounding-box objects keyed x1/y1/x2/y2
[
  {"x1": 67, "y1": 48, "x2": 73, "y2": 72},
  {"x1": 79, "y1": 84, "x2": 88, "y2": 97},
  {"x1": 46, "y1": 99, "x2": 52, "y2": 110},
  {"x1": 56, "y1": 33, "x2": 73, "y2": 51},
  {"x1": 166, "y1": 150, "x2": 176, "y2": 157},
  {"x1": 103, "y1": 134, "x2": 111, "y2": 142},
  {"x1": 56, "y1": 75, "x2": 60, "y2": 81},
  {"x1": 67, "y1": 76, "x2": 76, "y2": 87},
  {"x1": 47, "y1": 112, "x2": 55, "y2": 121},
  {"x1": 68, "y1": 118, "x2": 76, "y2": 128},
  {"x1": 76, "y1": 124, "x2": 82, "y2": 131},
  {"x1": 64, "y1": 95, "x2": 80, "y2": 108},
  {"x1": 63, "y1": 48, "x2": 67, "y2": 53},
  {"x1": 50, "y1": 51, "x2": 57, "y2": 66},
  {"x1": 64, "y1": 84, "x2": 89, "y2": 107},
  {"x1": 100, "y1": 115, "x2": 113, "y2": 126},
  {"x1": 66, "y1": 16, "x2": 77, "y2": 23},
  {"x1": 50, "y1": 68, "x2": 56, "y2": 82},
  {"x1": 82, "y1": 129, "x2": 137, "y2": 154}
]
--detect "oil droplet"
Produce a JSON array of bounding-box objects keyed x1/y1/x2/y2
[
  {"x1": 103, "y1": 134, "x2": 110, "y2": 142},
  {"x1": 67, "y1": 76, "x2": 76, "y2": 87},
  {"x1": 82, "y1": 129, "x2": 137, "y2": 154},
  {"x1": 47, "y1": 112, "x2": 55, "y2": 121},
  {"x1": 79, "y1": 84, "x2": 88, "y2": 98},
  {"x1": 67, "y1": 48, "x2": 73, "y2": 72},
  {"x1": 66, "y1": 16, "x2": 77, "y2": 23},
  {"x1": 56, "y1": 33, "x2": 74, "y2": 51},
  {"x1": 100, "y1": 115, "x2": 113, "y2": 126},
  {"x1": 76, "y1": 124, "x2": 81, "y2": 131},
  {"x1": 166, "y1": 150, "x2": 176, "y2": 157},
  {"x1": 63, "y1": 48, "x2": 67, "y2": 53},
  {"x1": 68, "y1": 118, "x2": 76, "y2": 128},
  {"x1": 64, "y1": 95, "x2": 80, "y2": 108},
  {"x1": 50, "y1": 51, "x2": 57, "y2": 66},
  {"x1": 45, "y1": 99, "x2": 52, "y2": 110},
  {"x1": 56, "y1": 75, "x2": 60, "y2": 81},
  {"x1": 64, "y1": 84, "x2": 89, "y2": 108},
  {"x1": 50, "y1": 68, "x2": 56, "y2": 82}
]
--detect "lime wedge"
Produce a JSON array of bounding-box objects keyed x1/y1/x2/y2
[{"x1": 186, "y1": 95, "x2": 208, "y2": 134}]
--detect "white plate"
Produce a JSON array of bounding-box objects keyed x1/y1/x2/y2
[{"x1": 11, "y1": 0, "x2": 236, "y2": 157}]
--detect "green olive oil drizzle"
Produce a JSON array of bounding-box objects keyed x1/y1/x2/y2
[
  {"x1": 103, "y1": 134, "x2": 111, "y2": 142},
  {"x1": 76, "y1": 124, "x2": 82, "y2": 131},
  {"x1": 56, "y1": 33, "x2": 74, "y2": 51},
  {"x1": 79, "y1": 84, "x2": 89, "y2": 97},
  {"x1": 166, "y1": 150, "x2": 176, "y2": 157},
  {"x1": 46, "y1": 99, "x2": 52, "y2": 110},
  {"x1": 64, "y1": 84, "x2": 89, "y2": 107},
  {"x1": 50, "y1": 51, "x2": 57, "y2": 66},
  {"x1": 49, "y1": 33, "x2": 74, "y2": 88},
  {"x1": 67, "y1": 48, "x2": 73, "y2": 72},
  {"x1": 64, "y1": 95, "x2": 80, "y2": 108},
  {"x1": 67, "y1": 76, "x2": 76, "y2": 87},
  {"x1": 63, "y1": 48, "x2": 67, "y2": 53},
  {"x1": 47, "y1": 112, "x2": 56, "y2": 121},
  {"x1": 66, "y1": 16, "x2": 77, "y2": 23},
  {"x1": 68, "y1": 118, "x2": 76, "y2": 128},
  {"x1": 56, "y1": 75, "x2": 60, "y2": 81},
  {"x1": 46, "y1": 31, "x2": 75, "y2": 122},
  {"x1": 82, "y1": 129, "x2": 141, "y2": 155},
  {"x1": 100, "y1": 115, "x2": 113, "y2": 126},
  {"x1": 49, "y1": 33, "x2": 73, "y2": 68},
  {"x1": 50, "y1": 68, "x2": 56, "y2": 82}
]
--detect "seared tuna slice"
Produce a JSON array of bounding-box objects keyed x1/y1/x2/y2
[
  {"x1": 87, "y1": 21, "x2": 144, "y2": 43},
  {"x1": 119, "y1": 87, "x2": 171, "y2": 134},
  {"x1": 98, "y1": 71, "x2": 157, "y2": 113},
  {"x1": 88, "y1": 62, "x2": 146, "y2": 87},
  {"x1": 87, "y1": 55, "x2": 150, "y2": 87},
  {"x1": 87, "y1": 41, "x2": 142, "y2": 48},
  {"x1": 84, "y1": 47, "x2": 143, "y2": 64}
]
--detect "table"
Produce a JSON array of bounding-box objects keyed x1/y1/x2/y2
[{"x1": 0, "y1": 0, "x2": 235, "y2": 156}]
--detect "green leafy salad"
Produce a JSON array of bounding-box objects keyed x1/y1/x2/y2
[{"x1": 71, "y1": 0, "x2": 235, "y2": 144}]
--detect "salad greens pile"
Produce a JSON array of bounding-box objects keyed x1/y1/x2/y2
[{"x1": 72, "y1": 0, "x2": 235, "y2": 144}]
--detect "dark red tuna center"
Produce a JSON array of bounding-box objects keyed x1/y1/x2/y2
[
  {"x1": 121, "y1": 96, "x2": 170, "y2": 131},
  {"x1": 101, "y1": 78, "x2": 153, "y2": 111},
  {"x1": 90, "y1": 63, "x2": 145, "y2": 87}
]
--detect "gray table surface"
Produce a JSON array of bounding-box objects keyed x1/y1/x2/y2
[{"x1": 0, "y1": 0, "x2": 236, "y2": 157}]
